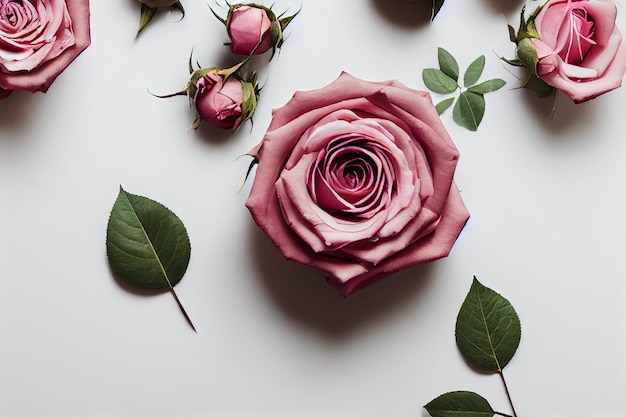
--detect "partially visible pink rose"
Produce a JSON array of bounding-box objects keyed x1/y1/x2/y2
[
  {"x1": 530, "y1": 0, "x2": 626, "y2": 103},
  {"x1": 227, "y1": 5, "x2": 273, "y2": 55},
  {"x1": 194, "y1": 72, "x2": 245, "y2": 129},
  {"x1": 246, "y1": 72, "x2": 469, "y2": 296},
  {"x1": 0, "y1": 0, "x2": 91, "y2": 99}
]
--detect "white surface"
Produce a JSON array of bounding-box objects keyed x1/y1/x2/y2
[{"x1": 1, "y1": 0, "x2": 625, "y2": 416}]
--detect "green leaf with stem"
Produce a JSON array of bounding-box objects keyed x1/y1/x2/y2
[
  {"x1": 464, "y1": 55, "x2": 486, "y2": 87},
  {"x1": 106, "y1": 186, "x2": 196, "y2": 332},
  {"x1": 438, "y1": 47, "x2": 459, "y2": 81},
  {"x1": 453, "y1": 91, "x2": 485, "y2": 131},
  {"x1": 467, "y1": 79, "x2": 506, "y2": 94},
  {"x1": 425, "y1": 391, "x2": 509, "y2": 417},
  {"x1": 423, "y1": 69, "x2": 458, "y2": 94},
  {"x1": 455, "y1": 277, "x2": 521, "y2": 372},
  {"x1": 435, "y1": 97, "x2": 455, "y2": 115}
]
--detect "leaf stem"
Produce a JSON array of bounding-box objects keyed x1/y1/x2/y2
[
  {"x1": 170, "y1": 288, "x2": 197, "y2": 333},
  {"x1": 494, "y1": 412, "x2": 514, "y2": 417},
  {"x1": 499, "y1": 370, "x2": 518, "y2": 417}
]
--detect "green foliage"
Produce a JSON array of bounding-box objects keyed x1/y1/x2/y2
[
  {"x1": 456, "y1": 277, "x2": 521, "y2": 372},
  {"x1": 423, "y1": 277, "x2": 521, "y2": 417},
  {"x1": 106, "y1": 186, "x2": 196, "y2": 331},
  {"x1": 453, "y1": 91, "x2": 484, "y2": 132},
  {"x1": 422, "y1": 48, "x2": 505, "y2": 131},
  {"x1": 438, "y1": 47, "x2": 459, "y2": 81},
  {"x1": 425, "y1": 391, "x2": 494, "y2": 417},
  {"x1": 463, "y1": 56, "x2": 485, "y2": 87},
  {"x1": 423, "y1": 69, "x2": 458, "y2": 94},
  {"x1": 435, "y1": 97, "x2": 455, "y2": 115}
]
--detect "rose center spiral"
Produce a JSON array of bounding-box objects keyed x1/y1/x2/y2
[
  {"x1": 310, "y1": 138, "x2": 392, "y2": 220},
  {"x1": 563, "y1": 8, "x2": 595, "y2": 64}
]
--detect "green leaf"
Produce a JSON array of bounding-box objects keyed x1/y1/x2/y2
[
  {"x1": 106, "y1": 186, "x2": 196, "y2": 331},
  {"x1": 137, "y1": 4, "x2": 157, "y2": 36},
  {"x1": 435, "y1": 97, "x2": 455, "y2": 115},
  {"x1": 467, "y1": 79, "x2": 506, "y2": 94},
  {"x1": 425, "y1": 391, "x2": 495, "y2": 417},
  {"x1": 432, "y1": 0, "x2": 445, "y2": 18},
  {"x1": 464, "y1": 55, "x2": 486, "y2": 87},
  {"x1": 455, "y1": 277, "x2": 521, "y2": 372},
  {"x1": 438, "y1": 47, "x2": 459, "y2": 81},
  {"x1": 452, "y1": 91, "x2": 485, "y2": 131},
  {"x1": 422, "y1": 69, "x2": 458, "y2": 94}
]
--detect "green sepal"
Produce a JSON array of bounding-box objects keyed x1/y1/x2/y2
[
  {"x1": 524, "y1": 75, "x2": 555, "y2": 98},
  {"x1": 173, "y1": 0, "x2": 184, "y2": 18},
  {"x1": 239, "y1": 73, "x2": 261, "y2": 130},
  {"x1": 243, "y1": 156, "x2": 259, "y2": 186},
  {"x1": 137, "y1": 4, "x2": 157, "y2": 36},
  {"x1": 136, "y1": 1, "x2": 184, "y2": 37},
  {"x1": 517, "y1": 37, "x2": 539, "y2": 76},
  {"x1": 209, "y1": 3, "x2": 227, "y2": 25}
]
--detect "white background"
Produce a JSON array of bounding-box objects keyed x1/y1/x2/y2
[{"x1": 1, "y1": 0, "x2": 625, "y2": 416}]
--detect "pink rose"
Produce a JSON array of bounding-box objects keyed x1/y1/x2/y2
[
  {"x1": 246, "y1": 72, "x2": 470, "y2": 296},
  {"x1": 529, "y1": 0, "x2": 626, "y2": 103},
  {"x1": 227, "y1": 5, "x2": 273, "y2": 55},
  {"x1": 0, "y1": 0, "x2": 91, "y2": 99}
]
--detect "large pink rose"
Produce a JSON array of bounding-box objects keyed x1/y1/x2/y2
[
  {"x1": 0, "y1": 0, "x2": 90, "y2": 98},
  {"x1": 530, "y1": 0, "x2": 626, "y2": 103},
  {"x1": 246, "y1": 73, "x2": 469, "y2": 296}
]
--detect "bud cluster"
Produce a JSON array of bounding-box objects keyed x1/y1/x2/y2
[{"x1": 156, "y1": 2, "x2": 298, "y2": 131}]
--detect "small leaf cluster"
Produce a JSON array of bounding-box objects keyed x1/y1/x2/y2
[
  {"x1": 422, "y1": 48, "x2": 505, "y2": 131},
  {"x1": 424, "y1": 277, "x2": 521, "y2": 417}
]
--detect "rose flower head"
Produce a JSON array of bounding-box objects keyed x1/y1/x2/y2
[
  {"x1": 211, "y1": 3, "x2": 299, "y2": 58},
  {"x1": 0, "y1": 0, "x2": 91, "y2": 99},
  {"x1": 156, "y1": 61, "x2": 259, "y2": 130},
  {"x1": 506, "y1": 0, "x2": 626, "y2": 103},
  {"x1": 245, "y1": 72, "x2": 469, "y2": 297}
]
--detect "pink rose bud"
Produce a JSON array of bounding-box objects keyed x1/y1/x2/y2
[
  {"x1": 227, "y1": 5, "x2": 274, "y2": 55},
  {"x1": 213, "y1": 3, "x2": 299, "y2": 58},
  {"x1": 155, "y1": 61, "x2": 259, "y2": 130},
  {"x1": 194, "y1": 72, "x2": 245, "y2": 129},
  {"x1": 188, "y1": 65, "x2": 259, "y2": 130},
  {"x1": 0, "y1": 0, "x2": 91, "y2": 99},
  {"x1": 509, "y1": 0, "x2": 626, "y2": 103}
]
